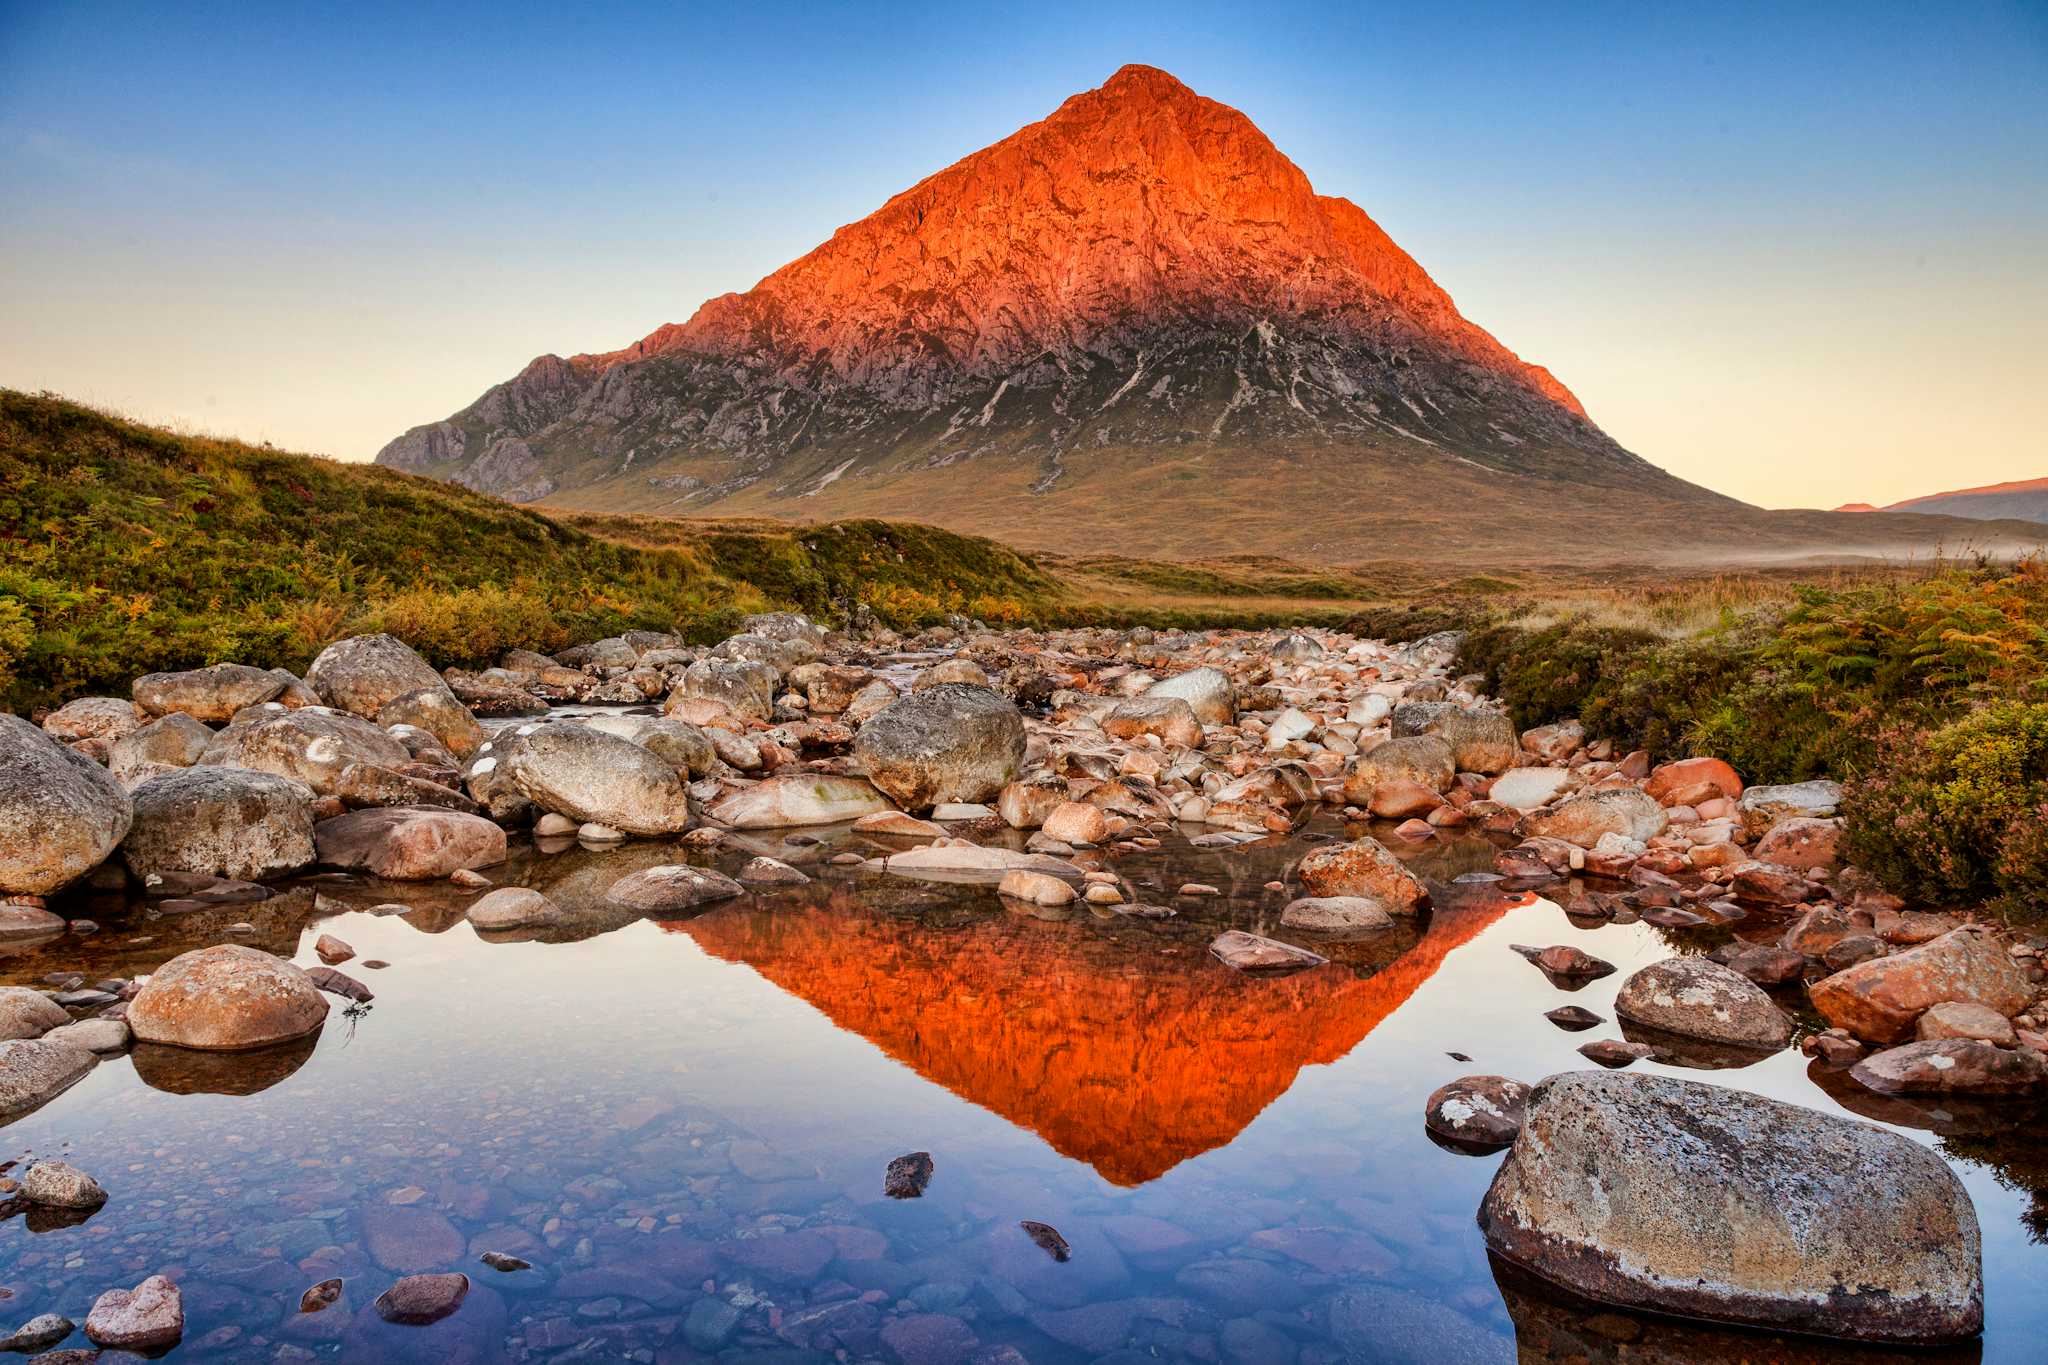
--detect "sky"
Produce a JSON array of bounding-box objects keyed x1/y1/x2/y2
[{"x1": 1, "y1": 0, "x2": 2043, "y2": 510}]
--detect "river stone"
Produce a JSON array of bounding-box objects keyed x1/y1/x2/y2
[
  {"x1": 1102, "y1": 696, "x2": 1205, "y2": 748},
  {"x1": 854, "y1": 684, "x2": 1026, "y2": 810},
  {"x1": 0, "y1": 987, "x2": 70, "y2": 1041},
  {"x1": 84, "y1": 1275, "x2": 183, "y2": 1351},
  {"x1": 376, "y1": 687, "x2": 486, "y2": 759},
  {"x1": 1295, "y1": 837, "x2": 1428, "y2": 911},
  {"x1": 314, "y1": 807, "x2": 506, "y2": 880},
  {"x1": 0, "y1": 714, "x2": 133, "y2": 895},
  {"x1": 743, "y1": 610, "x2": 827, "y2": 649},
  {"x1": 1488, "y1": 768, "x2": 1572, "y2": 812},
  {"x1": 121, "y1": 766, "x2": 316, "y2": 882},
  {"x1": 879, "y1": 845, "x2": 1083, "y2": 881},
  {"x1": 582, "y1": 714, "x2": 717, "y2": 778},
  {"x1": 42, "y1": 696, "x2": 142, "y2": 742},
  {"x1": 199, "y1": 706, "x2": 412, "y2": 796},
  {"x1": 1342, "y1": 736, "x2": 1455, "y2": 804},
  {"x1": 708, "y1": 775, "x2": 895, "y2": 828},
  {"x1": 1737, "y1": 779, "x2": 1844, "y2": 836},
  {"x1": 1040, "y1": 801, "x2": 1109, "y2": 845},
  {"x1": 1279, "y1": 896, "x2": 1395, "y2": 933},
  {"x1": 1521, "y1": 788, "x2": 1668, "y2": 848},
  {"x1": 42, "y1": 1018, "x2": 130, "y2": 1053},
  {"x1": 0, "y1": 1313, "x2": 73, "y2": 1352},
  {"x1": 1144, "y1": 667, "x2": 1235, "y2": 726},
  {"x1": 108, "y1": 712, "x2": 213, "y2": 786},
  {"x1": 1916, "y1": 1001, "x2": 2019, "y2": 1046},
  {"x1": 0, "y1": 1039, "x2": 94, "y2": 1119},
  {"x1": 127, "y1": 945, "x2": 328, "y2": 1050},
  {"x1": 23, "y1": 1158, "x2": 106, "y2": 1208},
  {"x1": 373, "y1": 1271, "x2": 470, "y2": 1325},
  {"x1": 677, "y1": 657, "x2": 776, "y2": 722},
  {"x1": 1645, "y1": 756, "x2": 1744, "y2": 804},
  {"x1": 1479, "y1": 1070, "x2": 1982, "y2": 1343},
  {"x1": 332, "y1": 761, "x2": 478, "y2": 813},
  {"x1": 1613, "y1": 956, "x2": 1794, "y2": 1050},
  {"x1": 605, "y1": 865, "x2": 746, "y2": 915},
  {"x1": 1401, "y1": 706, "x2": 1518, "y2": 775},
  {"x1": 306, "y1": 633, "x2": 449, "y2": 718},
  {"x1": 1210, "y1": 930, "x2": 1326, "y2": 973},
  {"x1": 466, "y1": 887, "x2": 562, "y2": 932},
  {"x1": 997, "y1": 869, "x2": 1077, "y2": 906},
  {"x1": 499, "y1": 723, "x2": 692, "y2": 835},
  {"x1": 1424, "y1": 1075, "x2": 1531, "y2": 1152},
  {"x1": 1808, "y1": 928, "x2": 2029, "y2": 1044},
  {"x1": 133, "y1": 663, "x2": 286, "y2": 723},
  {"x1": 1850, "y1": 1038, "x2": 2048, "y2": 1096}
]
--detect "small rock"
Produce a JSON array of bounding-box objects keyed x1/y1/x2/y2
[
  {"x1": 0, "y1": 1313, "x2": 73, "y2": 1352},
  {"x1": 1424, "y1": 1075, "x2": 1531, "y2": 1152},
  {"x1": 1019, "y1": 1221, "x2": 1071, "y2": 1262},
  {"x1": 22, "y1": 1159, "x2": 106, "y2": 1209},
  {"x1": 84, "y1": 1274, "x2": 182, "y2": 1350},
  {"x1": 299, "y1": 1278, "x2": 343, "y2": 1313},
  {"x1": 1578, "y1": 1039, "x2": 1656, "y2": 1067},
  {"x1": 1544, "y1": 1006, "x2": 1602, "y2": 1031},
  {"x1": 479, "y1": 1251, "x2": 532, "y2": 1272},
  {"x1": 314, "y1": 934, "x2": 355, "y2": 964},
  {"x1": 374, "y1": 1272, "x2": 470, "y2": 1325},
  {"x1": 1209, "y1": 930, "x2": 1326, "y2": 973},
  {"x1": 885, "y1": 1151, "x2": 934, "y2": 1199}
]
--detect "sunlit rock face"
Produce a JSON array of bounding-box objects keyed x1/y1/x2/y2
[
  {"x1": 668, "y1": 890, "x2": 1516, "y2": 1185},
  {"x1": 378, "y1": 66, "x2": 1723, "y2": 558}
]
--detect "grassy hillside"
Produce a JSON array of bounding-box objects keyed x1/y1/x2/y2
[{"x1": 0, "y1": 392, "x2": 1075, "y2": 710}]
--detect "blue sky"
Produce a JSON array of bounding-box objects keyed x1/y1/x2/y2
[{"x1": 2, "y1": 0, "x2": 2043, "y2": 507}]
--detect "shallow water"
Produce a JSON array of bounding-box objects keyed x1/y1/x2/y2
[{"x1": 3, "y1": 819, "x2": 2044, "y2": 1363}]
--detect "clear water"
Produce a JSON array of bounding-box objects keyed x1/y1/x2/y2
[{"x1": 3, "y1": 818, "x2": 2043, "y2": 1363}]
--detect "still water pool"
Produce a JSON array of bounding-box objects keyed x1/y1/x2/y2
[{"x1": 3, "y1": 821, "x2": 2043, "y2": 1362}]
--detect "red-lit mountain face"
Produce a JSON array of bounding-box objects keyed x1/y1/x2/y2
[{"x1": 378, "y1": 65, "x2": 1732, "y2": 551}]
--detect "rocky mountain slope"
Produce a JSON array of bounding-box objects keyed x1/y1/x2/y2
[
  {"x1": 377, "y1": 65, "x2": 2042, "y2": 564},
  {"x1": 1839, "y1": 477, "x2": 2048, "y2": 524}
]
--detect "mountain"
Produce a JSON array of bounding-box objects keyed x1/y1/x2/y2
[
  {"x1": 1837, "y1": 477, "x2": 2048, "y2": 525},
  {"x1": 376, "y1": 65, "x2": 2039, "y2": 563}
]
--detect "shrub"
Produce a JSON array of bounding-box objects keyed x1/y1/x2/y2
[{"x1": 1843, "y1": 703, "x2": 2048, "y2": 915}]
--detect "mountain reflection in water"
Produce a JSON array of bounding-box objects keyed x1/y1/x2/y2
[{"x1": 666, "y1": 888, "x2": 1521, "y2": 1185}]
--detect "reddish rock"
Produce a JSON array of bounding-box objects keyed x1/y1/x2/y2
[
  {"x1": 1730, "y1": 862, "x2": 1820, "y2": 906},
  {"x1": 1367, "y1": 778, "x2": 1441, "y2": 820},
  {"x1": 1850, "y1": 1039, "x2": 2048, "y2": 1096},
  {"x1": 313, "y1": 807, "x2": 506, "y2": 881},
  {"x1": 1644, "y1": 756, "x2": 1743, "y2": 805},
  {"x1": 373, "y1": 1272, "x2": 469, "y2": 1325},
  {"x1": 1755, "y1": 817, "x2": 1844, "y2": 873},
  {"x1": 127, "y1": 945, "x2": 328, "y2": 1051},
  {"x1": 85, "y1": 1275, "x2": 183, "y2": 1350},
  {"x1": 1295, "y1": 837, "x2": 1427, "y2": 911},
  {"x1": 1809, "y1": 928, "x2": 2030, "y2": 1044}
]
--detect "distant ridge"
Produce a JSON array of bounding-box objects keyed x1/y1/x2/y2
[{"x1": 1838, "y1": 477, "x2": 2048, "y2": 525}]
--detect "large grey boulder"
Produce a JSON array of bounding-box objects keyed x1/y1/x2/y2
[
  {"x1": 1479, "y1": 1070, "x2": 1982, "y2": 1343},
  {"x1": 306, "y1": 634, "x2": 449, "y2": 719},
  {"x1": 199, "y1": 707, "x2": 411, "y2": 796},
  {"x1": 122, "y1": 766, "x2": 315, "y2": 882},
  {"x1": 743, "y1": 611, "x2": 828, "y2": 651},
  {"x1": 41, "y1": 696, "x2": 142, "y2": 742},
  {"x1": 0, "y1": 715, "x2": 133, "y2": 895},
  {"x1": 499, "y1": 723, "x2": 692, "y2": 835},
  {"x1": 0, "y1": 1039, "x2": 96, "y2": 1121},
  {"x1": 132, "y1": 663, "x2": 286, "y2": 723},
  {"x1": 853, "y1": 684, "x2": 1026, "y2": 811},
  {"x1": 1613, "y1": 956, "x2": 1794, "y2": 1050},
  {"x1": 108, "y1": 712, "x2": 213, "y2": 787},
  {"x1": 1342, "y1": 735, "x2": 1455, "y2": 803},
  {"x1": 1144, "y1": 667, "x2": 1234, "y2": 726},
  {"x1": 714, "y1": 633, "x2": 808, "y2": 674},
  {"x1": 582, "y1": 714, "x2": 717, "y2": 778},
  {"x1": 674, "y1": 658, "x2": 777, "y2": 722},
  {"x1": 1393, "y1": 704, "x2": 1517, "y2": 774},
  {"x1": 376, "y1": 686, "x2": 485, "y2": 759}
]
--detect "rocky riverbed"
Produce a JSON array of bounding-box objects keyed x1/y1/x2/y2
[{"x1": 2, "y1": 616, "x2": 2046, "y2": 1361}]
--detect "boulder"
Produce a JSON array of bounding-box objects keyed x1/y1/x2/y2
[
  {"x1": 499, "y1": 723, "x2": 693, "y2": 835},
  {"x1": 1809, "y1": 928, "x2": 2030, "y2": 1044},
  {"x1": 1916, "y1": 1001, "x2": 2019, "y2": 1046},
  {"x1": 707, "y1": 776, "x2": 895, "y2": 829},
  {"x1": 108, "y1": 712, "x2": 213, "y2": 786},
  {"x1": 1479, "y1": 1070, "x2": 1983, "y2": 1343},
  {"x1": 1209, "y1": 930, "x2": 1326, "y2": 973},
  {"x1": 121, "y1": 766, "x2": 315, "y2": 882},
  {"x1": 799, "y1": 665, "x2": 876, "y2": 714},
  {"x1": 1424, "y1": 1075, "x2": 1531, "y2": 1152},
  {"x1": 0, "y1": 1039, "x2": 95, "y2": 1118},
  {"x1": 605, "y1": 865, "x2": 747, "y2": 915},
  {"x1": 912, "y1": 658, "x2": 989, "y2": 690},
  {"x1": 332, "y1": 762, "x2": 478, "y2": 813},
  {"x1": 742, "y1": 611, "x2": 828, "y2": 650},
  {"x1": 133, "y1": 663, "x2": 286, "y2": 723},
  {"x1": 0, "y1": 714, "x2": 133, "y2": 895},
  {"x1": 1754, "y1": 817, "x2": 1844, "y2": 873},
  {"x1": 997, "y1": 869, "x2": 1077, "y2": 906},
  {"x1": 1851, "y1": 1038, "x2": 2048, "y2": 1096},
  {"x1": 199, "y1": 707, "x2": 412, "y2": 796},
  {"x1": 23, "y1": 1158, "x2": 106, "y2": 1208},
  {"x1": 0, "y1": 988, "x2": 69, "y2": 1042},
  {"x1": 1645, "y1": 756, "x2": 1743, "y2": 805},
  {"x1": 306, "y1": 633, "x2": 449, "y2": 718},
  {"x1": 85, "y1": 1275, "x2": 183, "y2": 1351},
  {"x1": 376, "y1": 687, "x2": 486, "y2": 760},
  {"x1": 42, "y1": 696, "x2": 141, "y2": 743},
  {"x1": 1145, "y1": 667, "x2": 1235, "y2": 726},
  {"x1": 853, "y1": 684, "x2": 1026, "y2": 810},
  {"x1": 1399, "y1": 706, "x2": 1517, "y2": 775},
  {"x1": 127, "y1": 945, "x2": 328, "y2": 1050},
  {"x1": 1519, "y1": 720, "x2": 1585, "y2": 763},
  {"x1": 715, "y1": 632, "x2": 807, "y2": 674},
  {"x1": 1487, "y1": 768, "x2": 1572, "y2": 811},
  {"x1": 1521, "y1": 789, "x2": 1667, "y2": 849},
  {"x1": 466, "y1": 888, "x2": 563, "y2": 932},
  {"x1": 1737, "y1": 780, "x2": 1843, "y2": 836},
  {"x1": 676, "y1": 658, "x2": 776, "y2": 723},
  {"x1": 1295, "y1": 837, "x2": 1428, "y2": 912},
  {"x1": 1101, "y1": 697, "x2": 1204, "y2": 748},
  {"x1": 1040, "y1": 801, "x2": 1109, "y2": 846},
  {"x1": 584, "y1": 715, "x2": 716, "y2": 778},
  {"x1": 1341, "y1": 736, "x2": 1454, "y2": 804},
  {"x1": 998, "y1": 777, "x2": 1070, "y2": 830},
  {"x1": 313, "y1": 807, "x2": 506, "y2": 880},
  {"x1": 1279, "y1": 896, "x2": 1395, "y2": 933},
  {"x1": 1613, "y1": 957, "x2": 1794, "y2": 1050}
]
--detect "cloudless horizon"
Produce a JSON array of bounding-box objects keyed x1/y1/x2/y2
[{"x1": 3, "y1": 0, "x2": 2044, "y2": 510}]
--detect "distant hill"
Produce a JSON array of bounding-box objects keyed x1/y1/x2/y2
[{"x1": 1837, "y1": 477, "x2": 2048, "y2": 525}]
